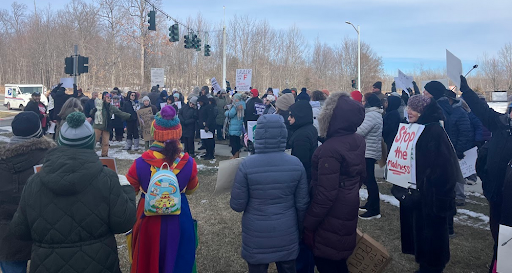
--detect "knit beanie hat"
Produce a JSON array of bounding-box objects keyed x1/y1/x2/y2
[
  {"x1": 11, "y1": 111, "x2": 42, "y2": 138},
  {"x1": 296, "y1": 90, "x2": 311, "y2": 102},
  {"x1": 350, "y1": 90, "x2": 363, "y2": 103},
  {"x1": 275, "y1": 93, "x2": 295, "y2": 111},
  {"x1": 373, "y1": 81, "x2": 382, "y2": 90},
  {"x1": 173, "y1": 93, "x2": 180, "y2": 99},
  {"x1": 321, "y1": 89, "x2": 330, "y2": 96},
  {"x1": 151, "y1": 105, "x2": 182, "y2": 142},
  {"x1": 424, "y1": 81, "x2": 447, "y2": 100},
  {"x1": 142, "y1": 96, "x2": 150, "y2": 103},
  {"x1": 189, "y1": 96, "x2": 198, "y2": 104},
  {"x1": 251, "y1": 89, "x2": 259, "y2": 98},
  {"x1": 58, "y1": 112, "x2": 95, "y2": 149},
  {"x1": 407, "y1": 95, "x2": 431, "y2": 114}
]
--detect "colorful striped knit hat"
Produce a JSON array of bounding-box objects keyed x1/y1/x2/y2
[
  {"x1": 58, "y1": 112, "x2": 96, "y2": 149},
  {"x1": 151, "y1": 105, "x2": 182, "y2": 141}
]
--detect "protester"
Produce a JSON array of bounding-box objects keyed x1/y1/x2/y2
[
  {"x1": 141, "y1": 96, "x2": 158, "y2": 149},
  {"x1": 226, "y1": 94, "x2": 246, "y2": 159},
  {"x1": 321, "y1": 89, "x2": 330, "y2": 97},
  {"x1": 291, "y1": 88, "x2": 298, "y2": 97},
  {"x1": 310, "y1": 90, "x2": 327, "y2": 134},
  {"x1": 157, "y1": 90, "x2": 168, "y2": 110},
  {"x1": 357, "y1": 93, "x2": 383, "y2": 219},
  {"x1": 275, "y1": 93, "x2": 296, "y2": 141},
  {"x1": 197, "y1": 93, "x2": 209, "y2": 151},
  {"x1": 122, "y1": 91, "x2": 141, "y2": 150},
  {"x1": 110, "y1": 95, "x2": 125, "y2": 142},
  {"x1": 263, "y1": 95, "x2": 276, "y2": 115},
  {"x1": 397, "y1": 95, "x2": 458, "y2": 273},
  {"x1": 148, "y1": 85, "x2": 161, "y2": 108},
  {"x1": 24, "y1": 92, "x2": 48, "y2": 134},
  {"x1": 350, "y1": 90, "x2": 363, "y2": 103},
  {"x1": 382, "y1": 95, "x2": 402, "y2": 152},
  {"x1": 245, "y1": 89, "x2": 263, "y2": 125},
  {"x1": 460, "y1": 99, "x2": 485, "y2": 185},
  {"x1": 0, "y1": 112, "x2": 55, "y2": 273},
  {"x1": 262, "y1": 88, "x2": 274, "y2": 100},
  {"x1": 56, "y1": 97, "x2": 83, "y2": 139},
  {"x1": 127, "y1": 106, "x2": 199, "y2": 273},
  {"x1": 215, "y1": 90, "x2": 229, "y2": 140},
  {"x1": 202, "y1": 97, "x2": 218, "y2": 160},
  {"x1": 303, "y1": 92, "x2": 366, "y2": 273},
  {"x1": 231, "y1": 114, "x2": 310, "y2": 273},
  {"x1": 372, "y1": 81, "x2": 387, "y2": 110},
  {"x1": 91, "y1": 92, "x2": 131, "y2": 157},
  {"x1": 389, "y1": 91, "x2": 407, "y2": 121},
  {"x1": 179, "y1": 96, "x2": 198, "y2": 157},
  {"x1": 49, "y1": 83, "x2": 78, "y2": 124},
  {"x1": 84, "y1": 91, "x2": 98, "y2": 122},
  {"x1": 10, "y1": 112, "x2": 136, "y2": 273},
  {"x1": 295, "y1": 90, "x2": 310, "y2": 102},
  {"x1": 459, "y1": 75, "x2": 512, "y2": 272}
]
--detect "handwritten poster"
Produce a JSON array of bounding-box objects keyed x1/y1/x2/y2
[
  {"x1": 211, "y1": 77, "x2": 222, "y2": 93},
  {"x1": 151, "y1": 68, "x2": 165, "y2": 87},
  {"x1": 458, "y1": 146, "x2": 478, "y2": 178},
  {"x1": 498, "y1": 224, "x2": 512, "y2": 272},
  {"x1": 137, "y1": 107, "x2": 155, "y2": 141},
  {"x1": 236, "y1": 69, "x2": 252, "y2": 92},
  {"x1": 247, "y1": 121, "x2": 257, "y2": 142}
]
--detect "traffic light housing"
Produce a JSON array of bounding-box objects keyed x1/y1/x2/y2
[
  {"x1": 169, "y1": 24, "x2": 179, "y2": 42},
  {"x1": 184, "y1": 35, "x2": 191, "y2": 48},
  {"x1": 195, "y1": 38, "x2": 201, "y2": 51},
  {"x1": 147, "y1": 10, "x2": 156, "y2": 31},
  {"x1": 64, "y1": 57, "x2": 74, "y2": 75},
  {"x1": 204, "y1": 44, "x2": 211, "y2": 56},
  {"x1": 77, "y1": 56, "x2": 89, "y2": 74},
  {"x1": 351, "y1": 79, "x2": 357, "y2": 89},
  {"x1": 226, "y1": 81, "x2": 231, "y2": 91}
]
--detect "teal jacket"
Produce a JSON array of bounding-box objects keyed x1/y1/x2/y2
[{"x1": 225, "y1": 101, "x2": 246, "y2": 137}]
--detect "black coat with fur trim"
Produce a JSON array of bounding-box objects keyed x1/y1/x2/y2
[{"x1": 0, "y1": 137, "x2": 56, "y2": 261}]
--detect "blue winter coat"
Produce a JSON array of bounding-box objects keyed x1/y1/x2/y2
[
  {"x1": 230, "y1": 115, "x2": 310, "y2": 264},
  {"x1": 437, "y1": 98, "x2": 474, "y2": 156},
  {"x1": 225, "y1": 101, "x2": 246, "y2": 137}
]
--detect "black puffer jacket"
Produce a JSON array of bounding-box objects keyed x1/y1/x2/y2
[
  {"x1": 25, "y1": 99, "x2": 46, "y2": 121},
  {"x1": 179, "y1": 104, "x2": 198, "y2": 138},
  {"x1": 437, "y1": 97, "x2": 474, "y2": 157},
  {"x1": 383, "y1": 95, "x2": 402, "y2": 151},
  {"x1": 10, "y1": 147, "x2": 136, "y2": 273},
  {"x1": 288, "y1": 101, "x2": 318, "y2": 183},
  {"x1": 0, "y1": 138, "x2": 55, "y2": 261}
]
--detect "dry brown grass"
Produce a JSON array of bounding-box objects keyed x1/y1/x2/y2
[{"x1": 0, "y1": 111, "x2": 17, "y2": 118}]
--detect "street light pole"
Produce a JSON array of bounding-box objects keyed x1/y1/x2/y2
[
  {"x1": 345, "y1": 21, "x2": 360, "y2": 91},
  {"x1": 222, "y1": 6, "x2": 227, "y2": 90}
]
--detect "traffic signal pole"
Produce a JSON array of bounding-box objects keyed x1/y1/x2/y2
[
  {"x1": 73, "y1": 45, "x2": 78, "y2": 85},
  {"x1": 222, "y1": 6, "x2": 226, "y2": 90}
]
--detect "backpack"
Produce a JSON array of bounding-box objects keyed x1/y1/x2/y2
[{"x1": 144, "y1": 154, "x2": 184, "y2": 216}]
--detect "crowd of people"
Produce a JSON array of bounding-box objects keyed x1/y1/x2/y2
[{"x1": 0, "y1": 76, "x2": 511, "y2": 273}]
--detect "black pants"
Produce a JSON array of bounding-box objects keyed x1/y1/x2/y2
[
  {"x1": 247, "y1": 260, "x2": 296, "y2": 273},
  {"x1": 126, "y1": 121, "x2": 139, "y2": 140},
  {"x1": 216, "y1": 124, "x2": 224, "y2": 140},
  {"x1": 183, "y1": 137, "x2": 195, "y2": 156},
  {"x1": 314, "y1": 257, "x2": 348, "y2": 273},
  {"x1": 488, "y1": 198, "x2": 503, "y2": 273},
  {"x1": 364, "y1": 158, "x2": 380, "y2": 214},
  {"x1": 204, "y1": 136, "x2": 215, "y2": 157},
  {"x1": 230, "y1": 136, "x2": 241, "y2": 156}
]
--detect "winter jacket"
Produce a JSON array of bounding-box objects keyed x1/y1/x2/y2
[
  {"x1": 25, "y1": 99, "x2": 45, "y2": 121},
  {"x1": 357, "y1": 107, "x2": 383, "y2": 160},
  {"x1": 84, "y1": 98, "x2": 96, "y2": 119},
  {"x1": 141, "y1": 104, "x2": 158, "y2": 115},
  {"x1": 0, "y1": 138, "x2": 55, "y2": 261},
  {"x1": 383, "y1": 96, "x2": 402, "y2": 151},
  {"x1": 91, "y1": 101, "x2": 131, "y2": 131},
  {"x1": 10, "y1": 146, "x2": 136, "y2": 273},
  {"x1": 389, "y1": 92, "x2": 406, "y2": 121},
  {"x1": 179, "y1": 104, "x2": 198, "y2": 138},
  {"x1": 122, "y1": 100, "x2": 140, "y2": 122},
  {"x1": 467, "y1": 111, "x2": 487, "y2": 143},
  {"x1": 215, "y1": 96, "x2": 228, "y2": 125},
  {"x1": 225, "y1": 101, "x2": 246, "y2": 137},
  {"x1": 277, "y1": 109, "x2": 293, "y2": 143},
  {"x1": 288, "y1": 101, "x2": 318, "y2": 183},
  {"x1": 503, "y1": 162, "x2": 512, "y2": 227},
  {"x1": 374, "y1": 91, "x2": 387, "y2": 110},
  {"x1": 437, "y1": 98, "x2": 474, "y2": 157},
  {"x1": 310, "y1": 100, "x2": 323, "y2": 134},
  {"x1": 49, "y1": 85, "x2": 78, "y2": 121},
  {"x1": 304, "y1": 92, "x2": 366, "y2": 260},
  {"x1": 244, "y1": 97, "x2": 263, "y2": 126},
  {"x1": 157, "y1": 90, "x2": 168, "y2": 110},
  {"x1": 148, "y1": 91, "x2": 160, "y2": 109},
  {"x1": 461, "y1": 88, "x2": 512, "y2": 202},
  {"x1": 203, "y1": 103, "x2": 217, "y2": 132},
  {"x1": 230, "y1": 114, "x2": 310, "y2": 264}
]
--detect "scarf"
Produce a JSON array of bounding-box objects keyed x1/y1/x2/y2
[{"x1": 94, "y1": 98, "x2": 104, "y2": 125}]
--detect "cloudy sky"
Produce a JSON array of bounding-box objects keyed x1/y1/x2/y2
[{"x1": 2, "y1": 0, "x2": 512, "y2": 75}]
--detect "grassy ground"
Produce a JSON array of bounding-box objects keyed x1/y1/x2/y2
[{"x1": 0, "y1": 111, "x2": 17, "y2": 118}]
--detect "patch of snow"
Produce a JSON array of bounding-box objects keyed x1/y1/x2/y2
[
  {"x1": 458, "y1": 209, "x2": 490, "y2": 223},
  {"x1": 454, "y1": 215, "x2": 490, "y2": 230},
  {"x1": 0, "y1": 126, "x2": 12, "y2": 132},
  {"x1": 359, "y1": 189, "x2": 399, "y2": 207},
  {"x1": 201, "y1": 200, "x2": 208, "y2": 203},
  {"x1": 197, "y1": 164, "x2": 218, "y2": 171},
  {"x1": 96, "y1": 147, "x2": 142, "y2": 161},
  {"x1": 209, "y1": 159, "x2": 216, "y2": 164},
  {"x1": 466, "y1": 192, "x2": 486, "y2": 199},
  {"x1": 0, "y1": 135, "x2": 10, "y2": 143}
]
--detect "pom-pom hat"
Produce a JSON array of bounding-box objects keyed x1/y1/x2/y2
[
  {"x1": 58, "y1": 112, "x2": 96, "y2": 149},
  {"x1": 407, "y1": 95, "x2": 431, "y2": 114},
  {"x1": 151, "y1": 105, "x2": 182, "y2": 141}
]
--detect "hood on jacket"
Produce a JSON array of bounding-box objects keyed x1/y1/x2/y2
[
  {"x1": 254, "y1": 115, "x2": 287, "y2": 154},
  {"x1": 309, "y1": 101, "x2": 321, "y2": 109},
  {"x1": 159, "y1": 90, "x2": 168, "y2": 99},
  {"x1": 416, "y1": 99, "x2": 446, "y2": 125},
  {"x1": 387, "y1": 95, "x2": 401, "y2": 112},
  {"x1": 39, "y1": 146, "x2": 104, "y2": 196},
  {"x1": 289, "y1": 100, "x2": 313, "y2": 129},
  {"x1": 318, "y1": 92, "x2": 364, "y2": 138},
  {"x1": 0, "y1": 137, "x2": 55, "y2": 161}
]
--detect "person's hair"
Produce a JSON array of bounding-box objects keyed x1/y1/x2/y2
[
  {"x1": 126, "y1": 91, "x2": 138, "y2": 101},
  {"x1": 102, "y1": 91, "x2": 110, "y2": 100},
  {"x1": 161, "y1": 140, "x2": 182, "y2": 161},
  {"x1": 209, "y1": 97, "x2": 217, "y2": 106},
  {"x1": 91, "y1": 91, "x2": 98, "y2": 97},
  {"x1": 364, "y1": 92, "x2": 382, "y2": 108},
  {"x1": 311, "y1": 90, "x2": 326, "y2": 101},
  {"x1": 59, "y1": 98, "x2": 83, "y2": 117}
]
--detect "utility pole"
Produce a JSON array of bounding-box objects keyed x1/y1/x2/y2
[
  {"x1": 357, "y1": 25, "x2": 361, "y2": 91},
  {"x1": 222, "y1": 6, "x2": 227, "y2": 90},
  {"x1": 73, "y1": 45, "x2": 78, "y2": 85}
]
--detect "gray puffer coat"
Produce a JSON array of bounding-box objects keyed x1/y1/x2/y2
[
  {"x1": 230, "y1": 114, "x2": 310, "y2": 264},
  {"x1": 357, "y1": 107, "x2": 383, "y2": 160}
]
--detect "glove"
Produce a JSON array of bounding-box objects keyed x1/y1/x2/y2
[
  {"x1": 303, "y1": 229, "x2": 315, "y2": 249},
  {"x1": 118, "y1": 175, "x2": 130, "y2": 186},
  {"x1": 457, "y1": 152, "x2": 465, "y2": 160},
  {"x1": 459, "y1": 75, "x2": 470, "y2": 93}
]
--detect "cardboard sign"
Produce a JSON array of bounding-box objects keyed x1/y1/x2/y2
[
  {"x1": 386, "y1": 123, "x2": 425, "y2": 189},
  {"x1": 458, "y1": 146, "x2": 478, "y2": 178},
  {"x1": 200, "y1": 129, "x2": 214, "y2": 139},
  {"x1": 34, "y1": 158, "x2": 117, "y2": 173},
  {"x1": 498, "y1": 224, "x2": 512, "y2": 272},
  {"x1": 215, "y1": 158, "x2": 243, "y2": 195},
  {"x1": 137, "y1": 107, "x2": 155, "y2": 141},
  {"x1": 60, "y1": 78, "x2": 74, "y2": 88},
  {"x1": 446, "y1": 49, "x2": 462, "y2": 88},
  {"x1": 211, "y1": 77, "x2": 222, "y2": 93},
  {"x1": 235, "y1": 69, "x2": 252, "y2": 91},
  {"x1": 151, "y1": 68, "x2": 165, "y2": 87},
  {"x1": 395, "y1": 70, "x2": 414, "y2": 90},
  {"x1": 247, "y1": 121, "x2": 257, "y2": 142},
  {"x1": 347, "y1": 230, "x2": 391, "y2": 273}
]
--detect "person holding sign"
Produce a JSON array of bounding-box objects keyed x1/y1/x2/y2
[
  {"x1": 225, "y1": 94, "x2": 246, "y2": 159},
  {"x1": 398, "y1": 95, "x2": 459, "y2": 273}
]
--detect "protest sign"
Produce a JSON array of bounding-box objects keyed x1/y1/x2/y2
[
  {"x1": 255, "y1": 103, "x2": 265, "y2": 115},
  {"x1": 272, "y1": 88, "x2": 280, "y2": 97},
  {"x1": 421, "y1": 79, "x2": 449, "y2": 92},
  {"x1": 174, "y1": 101, "x2": 182, "y2": 109},
  {"x1": 347, "y1": 229, "x2": 391, "y2": 273},
  {"x1": 386, "y1": 123, "x2": 425, "y2": 189},
  {"x1": 446, "y1": 49, "x2": 462, "y2": 88},
  {"x1": 498, "y1": 224, "x2": 512, "y2": 273},
  {"x1": 214, "y1": 158, "x2": 243, "y2": 195},
  {"x1": 137, "y1": 107, "x2": 154, "y2": 141},
  {"x1": 211, "y1": 77, "x2": 222, "y2": 93},
  {"x1": 34, "y1": 158, "x2": 117, "y2": 173},
  {"x1": 60, "y1": 78, "x2": 74, "y2": 88},
  {"x1": 47, "y1": 122, "x2": 56, "y2": 134},
  {"x1": 247, "y1": 121, "x2": 257, "y2": 142},
  {"x1": 458, "y1": 146, "x2": 478, "y2": 178},
  {"x1": 160, "y1": 102, "x2": 167, "y2": 110},
  {"x1": 151, "y1": 68, "x2": 165, "y2": 87},
  {"x1": 200, "y1": 129, "x2": 214, "y2": 139},
  {"x1": 395, "y1": 70, "x2": 414, "y2": 90},
  {"x1": 236, "y1": 69, "x2": 252, "y2": 91}
]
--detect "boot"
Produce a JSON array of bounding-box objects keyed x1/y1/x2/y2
[
  {"x1": 133, "y1": 139, "x2": 140, "y2": 151},
  {"x1": 123, "y1": 139, "x2": 133, "y2": 150}
]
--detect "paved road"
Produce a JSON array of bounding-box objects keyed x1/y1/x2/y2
[{"x1": 0, "y1": 94, "x2": 20, "y2": 128}]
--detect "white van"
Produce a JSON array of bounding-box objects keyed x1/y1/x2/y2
[{"x1": 4, "y1": 84, "x2": 48, "y2": 111}]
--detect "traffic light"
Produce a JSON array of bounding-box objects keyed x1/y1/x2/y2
[
  {"x1": 169, "y1": 24, "x2": 179, "y2": 42},
  {"x1": 204, "y1": 44, "x2": 211, "y2": 56},
  {"x1": 351, "y1": 79, "x2": 357, "y2": 89},
  {"x1": 226, "y1": 80, "x2": 231, "y2": 91},
  {"x1": 184, "y1": 35, "x2": 191, "y2": 48},
  {"x1": 64, "y1": 57, "x2": 74, "y2": 75},
  {"x1": 77, "y1": 56, "x2": 89, "y2": 74},
  {"x1": 147, "y1": 10, "x2": 156, "y2": 31},
  {"x1": 195, "y1": 38, "x2": 201, "y2": 51}
]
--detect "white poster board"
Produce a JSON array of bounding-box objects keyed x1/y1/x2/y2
[
  {"x1": 200, "y1": 129, "x2": 214, "y2": 139},
  {"x1": 458, "y1": 146, "x2": 478, "y2": 178},
  {"x1": 60, "y1": 78, "x2": 74, "y2": 88},
  {"x1": 247, "y1": 121, "x2": 257, "y2": 142},
  {"x1": 272, "y1": 88, "x2": 280, "y2": 97},
  {"x1": 215, "y1": 158, "x2": 243, "y2": 195},
  {"x1": 174, "y1": 101, "x2": 182, "y2": 109},
  {"x1": 492, "y1": 92, "x2": 508, "y2": 102},
  {"x1": 151, "y1": 68, "x2": 165, "y2": 87},
  {"x1": 160, "y1": 102, "x2": 167, "y2": 110},
  {"x1": 211, "y1": 77, "x2": 222, "y2": 93},
  {"x1": 421, "y1": 79, "x2": 449, "y2": 92},
  {"x1": 386, "y1": 123, "x2": 425, "y2": 189},
  {"x1": 235, "y1": 69, "x2": 252, "y2": 92},
  {"x1": 446, "y1": 49, "x2": 462, "y2": 88},
  {"x1": 395, "y1": 70, "x2": 414, "y2": 90},
  {"x1": 498, "y1": 224, "x2": 512, "y2": 273}
]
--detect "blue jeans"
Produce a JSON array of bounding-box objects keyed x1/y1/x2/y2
[{"x1": 0, "y1": 261, "x2": 27, "y2": 273}]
